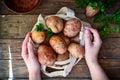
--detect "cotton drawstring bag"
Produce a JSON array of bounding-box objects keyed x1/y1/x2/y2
[{"x1": 30, "y1": 7, "x2": 91, "y2": 77}]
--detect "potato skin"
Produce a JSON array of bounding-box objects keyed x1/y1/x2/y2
[
  {"x1": 86, "y1": 5, "x2": 100, "y2": 17},
  {"x1": 62, "y1": 36, "x2": 70, "y2": 46},
  {"x1": 49, "y1": 35, "x2": 67, "y2": 54},
  {"x1": 31, "y1": 31, "x2": 45, "y2": 44},
  {"x1": 70, "y1": 34, "x2": 80, "y2": 44},
  {"x1": 46, "y1": 16, "x2": 64, "y2": 33},
  {"x1": 56, "y1": 51, "x2": 69, "y2": 61},
  {"x1": 37, "y1": 45, "x2": 56, "y2": 66},
  {"x1": 59, "y1": 33, "x2": 70, "y2": 45},
  {"x1": 64, "y1": 18, "x2": 81, "y2": 37},
  {"x1": 68, "y1": 43, "x2": 84, "y2": 58}
]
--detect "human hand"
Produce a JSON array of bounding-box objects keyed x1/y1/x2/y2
[
  {"x1": 84, "y1": 27, "x2": 102, "y2": 63},
  {"x1": 84, "y1": 27, "x2": 109, "y2": 80},
  {"x1": 21, "y1": 32, "x2": 41, "y2": 80}
]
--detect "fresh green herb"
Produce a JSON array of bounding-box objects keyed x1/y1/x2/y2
[
  {"x1": 89, "y1": 2, "x2": 98, "y2": 10},
  {"x1": 101, "y1": 27, "x2": 111, "y2": 39},
  {"x1": 75, "y1": 0, "x2": 114, "y2": 14},
  {"x1": 113, "y1": 9, "x2": 120, "y2": 26},
  {"x1": 88, "y1": 1, "x2": 107, "y2": 14},
  {"x1": 75, "y1": 0, "x2": 119, "y2": 39},
  {"x1": 113, "y1": 28, "x2": 120, "y2": 33},
  {"x1": 47, "y1": 28, "x2": 54, "y2": 38},
  {"x1": 95, "y1": 9, "x2": 120, "y2": 39},
  {"x1": 75, "y1": 0, "x2": 91, "y2": 8},
  {"x1": 94, "y1": 14, "x2": 101, "y2": 23},
  {"x1": 35, "y1": 23, "x2": 44, "y2": 31}
]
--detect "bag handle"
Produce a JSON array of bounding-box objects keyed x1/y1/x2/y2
[
  {"x1": 57, "y1": 7, "x2": 75, "y2": 18},
  {"x1": 41, "y1": 54, "x2": 82, "y2": 77}
]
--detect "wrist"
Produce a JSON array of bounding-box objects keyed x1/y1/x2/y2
[
  {"x1": 85, "y1": 57, "x2": 99, "y2": 65},
  {"x1": 29, "y1": 71, "x2": 41, "y2": 80}
]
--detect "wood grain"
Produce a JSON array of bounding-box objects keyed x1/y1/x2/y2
[
  {"x1": 0, "y1": 15, "x2": 38, "y2": 38},
  {"x1": 0, "y1": 78, "x2": 91, "y2": 80},
  {"x1": 0, "y1": 59, "x2": 120, "y2": 79},
  {"x1": 0, "y1": 15, "x2": 120, "y2": 39},
  {"x1": 0, "y1": 0, "x2": 120, "y2": 15},
  {"x1": 0, "y1": 0, "x2": 120, "y2": 79}
]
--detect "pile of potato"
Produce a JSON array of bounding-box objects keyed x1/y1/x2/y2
[{"x1": 31, "y1": 16, "x2": 85, "y2": 66}]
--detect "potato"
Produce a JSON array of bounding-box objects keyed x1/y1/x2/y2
[
  {"x1": 68, "y1": 43, "x2": 84, "y2": 58},
  {"x1": 63, "y1": 18, "x2": 81, "y2": 37},
  {"x1": 70, "y1": 34, "x2": 80, "y2": 43},
  {"x1": 46, "y1": 16, "x2": 64, "y2": 33},
  {"x1": 56, "y1": 51, "x2": 69, "y2": 61},
  {"x1": 59, "y1": 33, "x2": 70, "y2": 45},
  {"x1": 49, "y1": 35, "x2": 67, "y2": 54},
  {"x1": 31, "y1": 30, "x2": 45, "y2": 44},
  {"x1": 37, "y1": 45, "x2": 56, "y2": 66},
  {"x1": 86, "y1": 5, "x2": 100, "y2": 17},
  {"x1": 62, "y1": 36, "x2": 70, "y2": 45}
]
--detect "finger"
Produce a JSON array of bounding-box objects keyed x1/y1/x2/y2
[
  {"x1": 84, "y1": 29, "x2": 92, "y2": 46},
  {"x1": 21, "y1": 32, "x2": 31, "y2": 58},
  {"x1": 85, "y1": 27, "x2": 101, "y2": 42},
  {"x1": 27, "y1": 41, "x2": 35, "y2": 58}
]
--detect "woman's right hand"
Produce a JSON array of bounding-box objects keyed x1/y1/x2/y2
[
  {"x1": 84, "y1": 27, "x2": 109, "y2": 80},
  {"x1": 84, "y1": 27, "x2": 102, "y2": 62}
]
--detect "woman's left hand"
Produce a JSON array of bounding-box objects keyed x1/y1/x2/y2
[{"x1": 21, "y1": 32, "x2": 41, "y2": 80}]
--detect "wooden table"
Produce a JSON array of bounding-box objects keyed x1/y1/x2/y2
[{"x1": 0, "y1": 0, "x2": 120, "y2": 80}]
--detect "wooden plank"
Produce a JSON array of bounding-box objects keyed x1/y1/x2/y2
[
  {"x1": 0, "y1": 78, "x2": 91, "y2": 80},
  {"x1": 0, "y1": 39, "x2": 22, "y2": 59},
  {"x1": 0, "y1": 78, "x2": 119, "y2": 80},
  {"x1": 100, "y1": 38, "x2": 120, "y2": 58},
  {"x1": 0, "y1": 0, "x2": 120, "y2": 15},
  {"x1": 0, "y1": 15, "x2": 120, "y2": 39},
  {"x1": 0, "y1": 60, "x2": 9, "y2": 78},
  {"x1": 0, "y1": 59, "x2": 120, "y2": 79},
  {"x1": 0, "y1": 15, "x2": 38, "y2": 39},
  {"x1": 0, "y1": 38, "x2": 120, "y2": 59},
  {"x1": 0, "y1": 0, "x2": 82, "y2": 15}
]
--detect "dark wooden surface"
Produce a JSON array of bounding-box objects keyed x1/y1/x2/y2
[{"x1": 0, "y1": 0, "x2": 120, "y2": 80}]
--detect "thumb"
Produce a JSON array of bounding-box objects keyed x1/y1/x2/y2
[
  {"x1": 27, "y1": 41, "x2": 35, "y2": 58},
  {"x1": 84, "y1": 29, "x2": 92, "y2": 46}
]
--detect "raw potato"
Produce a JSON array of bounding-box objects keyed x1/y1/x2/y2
[
  {"x1": 86, "y1": 5, "x2": 100, "y2": 17},
  {"x1": 62, "y1": 36, "x2": 70, "y2": 45},
  {"x1": 57, "y1": 51, "x2": 69, "y2": 61},
  {"x1": 71, "y1": 34, "x2": 80, "y2": 43},
  {"x1": 68, "y1": 43, "x2": 84, "y2": 58},
  {"x1": 59, "y1": 33, "x2": 70, "y2": 45},
  {"x1": 64, "y1": 18, "x2": 81, "y2": 37},
  {"x1": 37, "y1": 45, "x2": 56, "y2": 66},
  {"x1": 46, "y1": 16, "x2": 64, "y2": 33},
  {"x1": 31, "y1": 31, "x2": 45, "y2": 44},
  {"x1": 49, "y1": 35, "x2": 67, "y2": 54}
]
